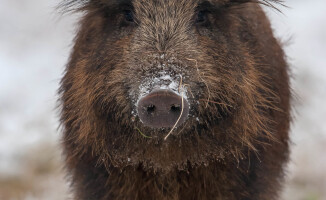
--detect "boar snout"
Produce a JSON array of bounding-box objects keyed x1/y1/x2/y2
[{"x1": 137, "y1": 89, "x2": 189, "y2": 128}]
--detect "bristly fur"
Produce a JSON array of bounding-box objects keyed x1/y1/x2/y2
[
  {"x1": 59, "y1": 0, "x2": 290, "y2": 199},
  {"x1": 58, "y1": 0, "x2": 284, "y2": 13}
]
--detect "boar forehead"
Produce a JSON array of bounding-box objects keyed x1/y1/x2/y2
[
  {"x1": 62, "y1": 0, "x2": 280, "y2": 10},
  {"x1": 96, "y1": 0, "x2": 276, "y2": 7}
]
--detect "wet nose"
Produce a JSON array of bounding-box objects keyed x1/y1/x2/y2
[{"x1": 137, "y1": 89, "x2": 189, "y2": 128}]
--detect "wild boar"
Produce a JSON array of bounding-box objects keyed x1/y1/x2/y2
[{"x1": 59, "y1": 0, "x2": 290, "y2": 199}]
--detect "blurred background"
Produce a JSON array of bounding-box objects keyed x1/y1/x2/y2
[{"x1": 0, "y1": 0, "x2": 325, "y2": 199}]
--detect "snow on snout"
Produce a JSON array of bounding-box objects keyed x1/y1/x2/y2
[
  {"x1": 131, "y1": 68, "x2": 189, "y2": 117},
  {"x1": 138, "y1": 71, "x2": 188, "y2": 102}
]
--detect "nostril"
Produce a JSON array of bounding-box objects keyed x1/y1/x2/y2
[
  {"x1": 137, "y1": 89, "x2": 189, "y2": 128},
  {"x1": 146, "y1": 104, "x2": 156, "y2": 113},
  {"x1": 170, "y1": 104, "x2": 181, "y2": 112}
]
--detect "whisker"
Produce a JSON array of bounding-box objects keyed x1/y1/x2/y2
[
  {"x1": 164, "y1": 75, "x2": 184, "y2": 140},
  {"x1": 186, "y1": 58, "x2": 211, "y2": 108}
]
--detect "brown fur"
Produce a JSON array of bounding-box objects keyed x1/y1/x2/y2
[{"x1": 59, "y1": 0, "x2": 290, "y2": 199}]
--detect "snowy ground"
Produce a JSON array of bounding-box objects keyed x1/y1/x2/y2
[{"x1": 0, "y1": 0, "x2": 325, "y2": 199}]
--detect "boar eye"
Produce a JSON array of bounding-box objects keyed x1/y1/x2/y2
[
  {"x1": 123, "y1": 10, "x2": 134, "y2": 22},
  {"x1": 196, "y1": 10, "x2": 209, "y2": 24}
]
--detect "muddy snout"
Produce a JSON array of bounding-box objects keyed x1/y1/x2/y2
[{"x1": 137, "y1": 90, "x2": 189, "y2": 128}]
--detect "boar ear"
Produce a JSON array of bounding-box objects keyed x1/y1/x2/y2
[
  {"x1": 58, "y1": 0, "x2": 90, "y2": 13},
  {"x1": 225, "y1": 0, "x2": 285, "y2": 12},
  {"x1": 58, "y1": 0, "x2": 129, "y2": 13},
  {"x1": 58, "y1": 0, "x2": 104, "y2": 13},
  {"x1": 256, "y1": 0, "x2": 285, "y2": 11}
]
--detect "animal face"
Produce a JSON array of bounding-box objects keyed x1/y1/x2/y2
[{"x1": 61, "y1": 0, "x2": 280, "y2": 172}]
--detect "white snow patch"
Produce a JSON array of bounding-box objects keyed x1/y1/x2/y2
[{"x1": 136, "y1": 71, "x2": 188, "y2": 106}]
